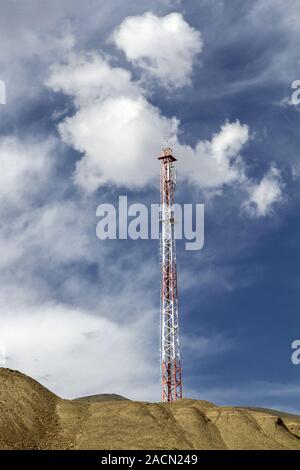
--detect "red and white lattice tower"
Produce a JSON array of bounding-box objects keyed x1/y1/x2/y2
[{"x1": 159, "y1": 147, "x2": 183, "y2": 402}]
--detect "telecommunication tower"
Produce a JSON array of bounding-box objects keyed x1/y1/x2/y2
[{"x1": 159, "y1": 147, "x2": 183, "y2": 402}]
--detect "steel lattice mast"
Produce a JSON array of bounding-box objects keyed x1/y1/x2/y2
[{"x1": 159, "y1": 147, "x2": 183, "y2": 402}]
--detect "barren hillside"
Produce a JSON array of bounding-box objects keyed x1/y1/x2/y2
[{"x1": 1, "y1": 368, "x2": 300, "y2": 450}]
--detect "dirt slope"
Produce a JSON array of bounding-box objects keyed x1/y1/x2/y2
[
  {"x1": 1, "y1": 368, "x2": 300, "y2": 450},
  {"x1": 75, "y1": 393, "x2": 129, "y2": 403}
]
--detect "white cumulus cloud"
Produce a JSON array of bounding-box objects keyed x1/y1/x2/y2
[
  {"x1": 47, "y1": 52, "x2": 252, "y2": 194},
  {"x1": 177, "y1": 121, "x2": 249, "y2": 190},
  {"x1": 112, "y1": 12, "x2": 203, "y2": 88},
  {"x1": 46, "y1": 53, "x2": 140, "y2": 106},
  {"x1": 60, "y1": 95, "x2": 178, "y2": 190},
  {"x1": 242, "y1": 166, "x2": 283, "y2": 217},
  {"x1": 47, "y1": 47, "x2": 284, "y2": 217}
]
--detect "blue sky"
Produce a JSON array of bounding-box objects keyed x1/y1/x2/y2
[{"x1": 0, "y1": 0, "x2": 300, "y2": 412}]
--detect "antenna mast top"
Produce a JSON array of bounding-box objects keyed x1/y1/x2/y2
[{"x1": 158, "y1": 147, "x2": 177, "y2": 162}]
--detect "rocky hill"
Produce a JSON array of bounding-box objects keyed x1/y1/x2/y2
[{"x1": 1, "y1": 368, "x2": 300, "y2": 450}]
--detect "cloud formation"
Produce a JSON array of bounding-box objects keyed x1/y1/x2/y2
[
  {"x1": 0, "y1": 305, "x2": 157, "y2": 400},
  {"x1": 112, "y1": 12, "x2": 203, "y2": 88},
  {"x1": 47, "y1": 51, "x2": 253, "y2": 195},
  {"x1": 0, "y1": 132, "x2": 160, "y2": 399},
  {"x1": 47, "y1": 53, "x2": 139, "y2": 106},
  {"x1": 47, "y1": 39, "x2": 283, "y2": 219},
  {"x1": 0, "y1": 136, "x2": 55, "y2": 206},
  {"x1": 61, "y1": 94, "x2": 177, "y2": 190},
  {"x1": 242, "y1": 166, "x2": 283, "y2": 217},
  {"x1": 177, "y1": 121, "x2": 249, "y2": 190}
]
